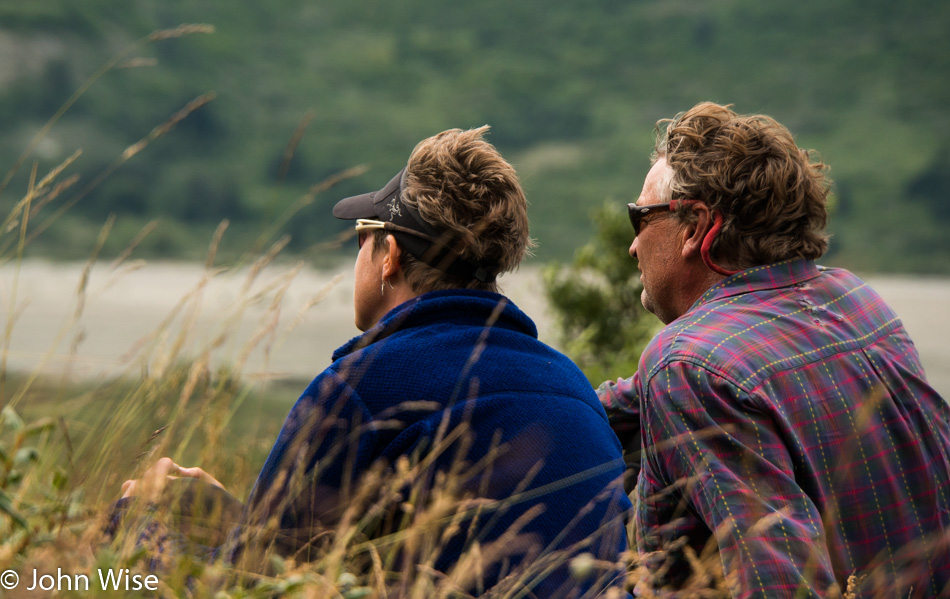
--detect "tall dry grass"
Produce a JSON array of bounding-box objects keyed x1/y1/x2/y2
[
  {"x1": 0, "y1": 23, "x2": 637, "y2": 598},
  {"x1": 3, "y1": 21, "x2": 932, "y2": 599},
  {"x1": 0, "y1": 166, "x2": 634, "y2": 597}
]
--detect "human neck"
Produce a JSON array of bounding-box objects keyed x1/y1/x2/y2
[
  {"x1": 667, "y1": 265, "x2": 724, "y2": 324},
  {"x1": 362, "y1": 277, "x2": 418, "y2": 331}
]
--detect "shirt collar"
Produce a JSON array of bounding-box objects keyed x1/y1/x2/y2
[{"x1": 689, "y1": 259, "x2": 823, "y2": 313}]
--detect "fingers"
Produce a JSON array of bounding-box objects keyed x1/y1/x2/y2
[
  {"x1": 152, "y1": 457, "x2": 178, "y2": 477},
  {"x1": 175, "y1": 466, "x2": 201, "y2": 478},
  {"x1": 121, "y1": 479, "x2": 137, "y2": 498},
  {"x1": 119, "y1": 457, "x2": 175, "y2": 500},
  {"x1": 176, "y1": 466, "x2": 226, "y2": 490},
  {"x1": 119, "y1": 458, "x2": 226, "y2": 500}
]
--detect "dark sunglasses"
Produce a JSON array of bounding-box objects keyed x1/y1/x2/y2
[{"x1": 627, "y1": 202, "x2": 672, "y2": 235}]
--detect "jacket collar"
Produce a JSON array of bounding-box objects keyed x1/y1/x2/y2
[{"x1": 332, "y1": 289, "x2": 537, "y2": 361}]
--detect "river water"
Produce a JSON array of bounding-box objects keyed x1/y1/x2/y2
[{"x1": 1, "y1": 259, "x2": 948, "y2": 398}]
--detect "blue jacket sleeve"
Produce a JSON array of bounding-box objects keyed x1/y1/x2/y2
[{"x1": 235, "y1": 368, "x2": 378, "y2": 559}]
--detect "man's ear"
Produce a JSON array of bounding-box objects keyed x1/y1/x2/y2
[
  {"x1": 681, "y1": 204, "x2": 714, "y2": 259},
  {"x1": 382, "y1": 234, "x2": 403, "y2": 278}
]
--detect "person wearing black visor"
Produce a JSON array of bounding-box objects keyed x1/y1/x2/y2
[{"x1": 120, "y1": 126, "x2": 632, "y2": 597}]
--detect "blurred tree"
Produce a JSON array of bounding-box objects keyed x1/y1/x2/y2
[
  {"x1": 907, "y1": 148, "x2": 950, "y2": 222},
  {"x1": 4, "y1": 0, "x2": 950, "y2": 271},
  {"x1": 542, "y1": 202, "x2": 659, "y2": 385}
]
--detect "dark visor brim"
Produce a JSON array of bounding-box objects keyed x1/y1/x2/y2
[
  {"x1": 330, "y1": 167, "x2": 498, "y2": 283},
  {"x1": 332, "y1": 169, "x2": 403, "y2": 220},
  {"x1": 331, "y1": 191, "x2": 376, "y2": 219}
]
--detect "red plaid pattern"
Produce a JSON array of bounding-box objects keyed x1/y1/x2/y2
[{"x1": 600, "y1": 259, "x2": 950, "y2": 597}]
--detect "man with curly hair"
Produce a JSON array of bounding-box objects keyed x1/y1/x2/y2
[{"x1": 599, "y1": 102, "x2": 950, "y2": 597}]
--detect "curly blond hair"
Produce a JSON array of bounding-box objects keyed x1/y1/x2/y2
[
  {"x1": 373, "y1": 126, "x2": 534, "y2": 293},
  {"x1": 656, "y1": 102, "x2": 831, "y2": 270}
]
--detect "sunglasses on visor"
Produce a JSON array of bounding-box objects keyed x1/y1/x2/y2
[{"x1": 355, "y1": 219, "x2": 387, "y2": 249}]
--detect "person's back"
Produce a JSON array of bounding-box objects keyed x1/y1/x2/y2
[
  {"x1": 637, "y1": 259, "x2": 950, "y2": 594},
  {"x1": 237, "y1": 127, "x2": 631, "y2": 595},
  {"x1": 249, "y1": 289, "x2": 629, "y2": 593},
  {"x1": 118, "y1": 127, "x2": 631, "y2": 597},
  {"x1": 599, "y1": 102, "x2": 950, "y2": 596}
]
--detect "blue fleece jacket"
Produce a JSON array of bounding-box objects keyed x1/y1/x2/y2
[{"x1": 242, "y1": 289, "x2": 631, "y2": 594}]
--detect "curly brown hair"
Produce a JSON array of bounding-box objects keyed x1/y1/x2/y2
[
  {"x1": 655, "y1": 102, "x2": 831, "y2": 270},
  {"x1": 372, "y1": 126, "x2": 534, "y2": 293}
]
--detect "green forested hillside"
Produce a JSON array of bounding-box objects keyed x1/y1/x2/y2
[{"x1": 1, "y1": 0, "x2": 948, "y2": 271}]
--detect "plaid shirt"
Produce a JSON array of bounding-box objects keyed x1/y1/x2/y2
[{"x1": 599, "y1": 259, "x2": 950, "y2": 597}]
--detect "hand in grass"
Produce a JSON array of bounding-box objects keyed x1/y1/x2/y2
[{"x1": 121, "y1": 457, "x2": 225, "y2": 501}]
